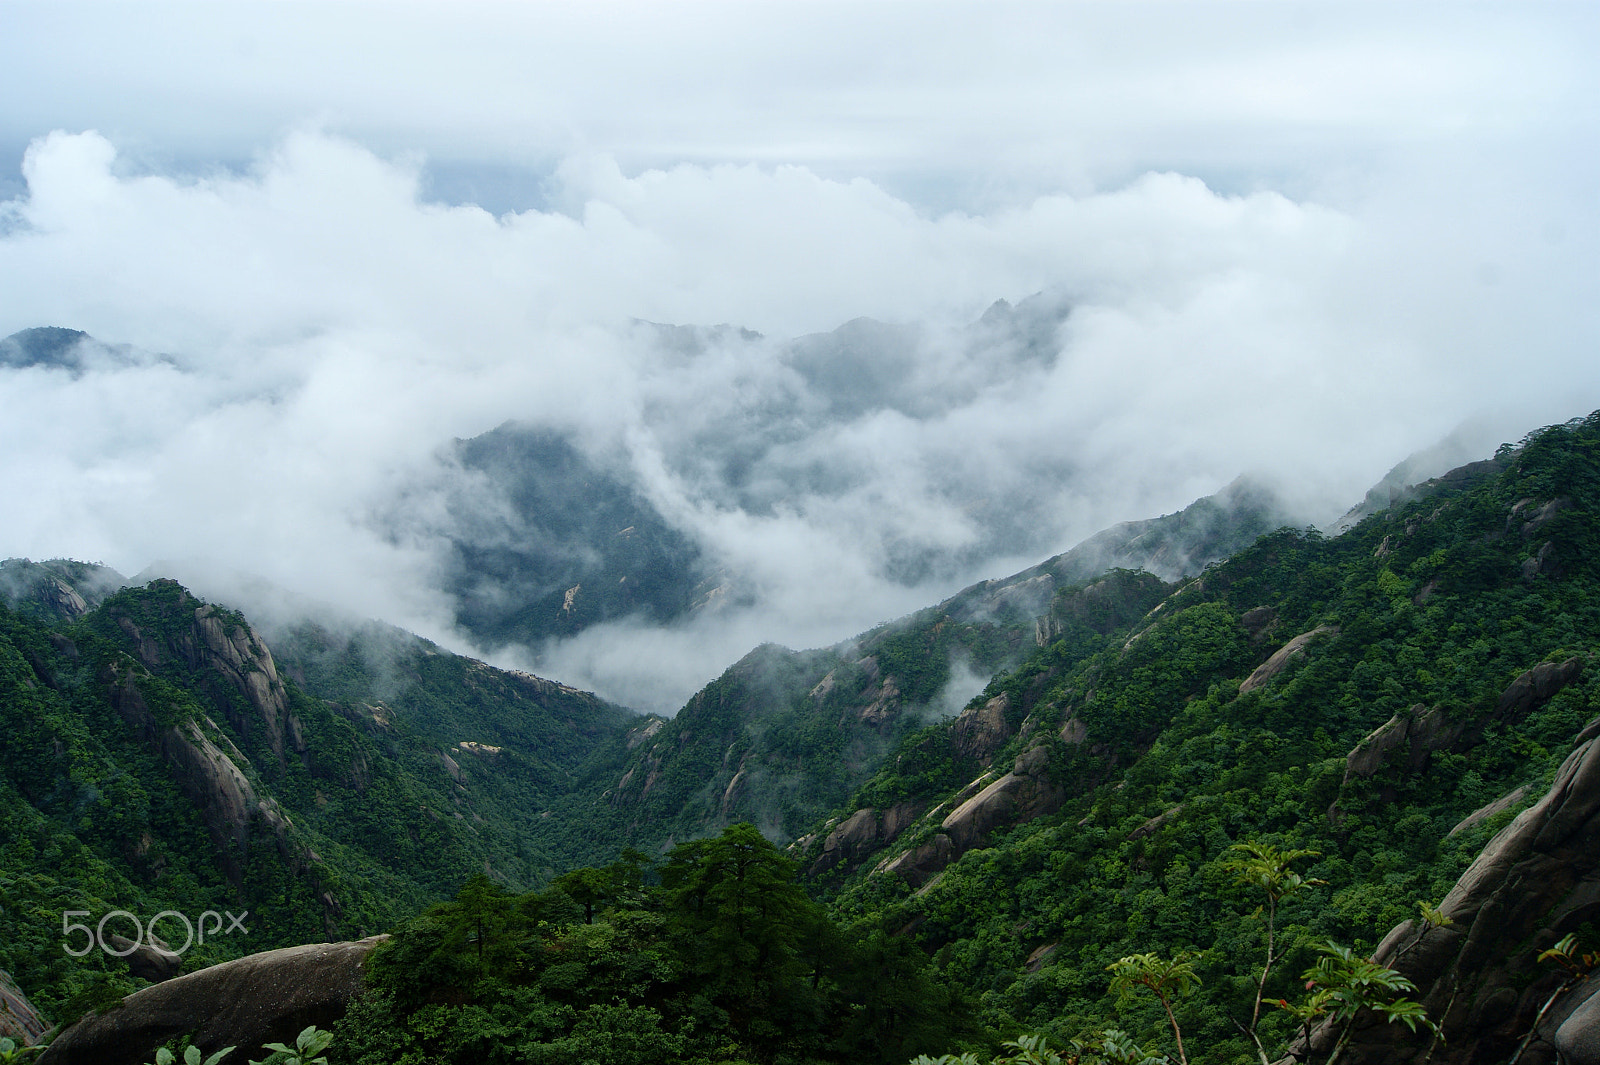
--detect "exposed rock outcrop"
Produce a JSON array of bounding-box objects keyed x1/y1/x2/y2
[
  {"x1": 879, "y1": 743, "x2": 1068, "y2": 887},
  {"x1": 1448, "y1": 785, "x2": 1531, "y2": 837},
  {"x1": 877, "y1": 833, "x2": 954, "y2": 889},
  {"x1": 1239, "y1": 605, "x2": 1278, "y2": 641},
  {"x1": 951, "y1": 694, "x2": 1012, "y2": 767},
  {"x1": 105, "y1": 933, "x2": 183, "y2": 983},
  {"x1": 108, "y1": 587, "x2": 293, "y2": 760},
  {"x1": 942, "y1": 745, "x2": 1064, "y2": 852},
  {"x1": 105, "y1": 663, "x2": 261, "y2": 859},
  {"x1": 1239, "y1": 625, "x2": 1337, "y2": 694},
  {"x1": 1497, "y1": 658, "x2": 1585, "y2": 724},
  {"x1": 102, "y1": 660, "x2": 334, "y2": 930},
  {"x1": 1339, "y1": 659, "x2": 1584, "y2": 800},
  {"x1": 0, "y1": 969, "x2": 49, "y2": 1046},
  {"x1": 0, "y1": 558, "x2": 123, "y2": 621},
  {"x1": 809, "y1": 802, "x2": 922, "y2": 876},
  {"x1": 1284, "y1": 730, "x2": 1600, "y2": 1064},
  {"x1": 37, "y1": 936, "x2": 387, "y2": 1065}
]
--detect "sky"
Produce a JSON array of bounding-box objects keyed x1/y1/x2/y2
[{"x1": 1, "y1": 2, "x2": 1597, "y2": 711}]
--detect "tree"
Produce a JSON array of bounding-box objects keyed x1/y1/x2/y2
[
  {"x1": 551, "y1": 866, "x2": 612, "y2": 925},
  {"x1": 1275, "y1": 943, "x2": 1436, "y2": 1065},
  {"x1": 1106, "y1": 952, "x2": 1201, "y2": 1065},
  {"x1": 1224, "y1": 841, "x2": 1324, "y2": 1065},
  {"x1": 659, "y1": 823, "x2": 816, "y2": 995}
]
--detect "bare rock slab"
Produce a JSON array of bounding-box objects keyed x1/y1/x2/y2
[{"x1": 36, "y1": 935, "x2": 386, "y2": 1065}]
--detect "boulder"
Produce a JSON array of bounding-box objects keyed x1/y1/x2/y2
[
  {"x1": 1283, "y1": 732, "x2": 1600, "y2": 1063},
  {"x1": 1556, "y1": 986, "x2": 1600, "y2": 1065},
  {"x1": 1339, "y1": 659, "x2": 1583, "y2": 798},
  {"x1": 0, "y1": 969, "x2": 49, "y2": 1046},
  {"x1": 809, "y1": 801, "x2": 924, "y2": 876},
  {"x1": 811, "y1": 808, "x2": 881, "y2": 876},
  {"x1": 104, "y1": 934, "x2": 182, "y2": 983},
  {"x1": 951, "y1": 694, "x2": 1012, "y2": 767},
  {"x1": 877, "y1": 834, "x2": 953, "y2": 889},
  {"x1": 941, "y1": 745, "x2": 1064, "y2": 853},
  {"x1": 1239, "y1": 625, "x2": 1337, "y2": 694},
  {"x1": 1448, "y1": 785, "x2": 1531, "y2": 838},
  {"x1": 1239, "y1": 605, "x2": 1277, "y2": 640},
  {"x1": 37, "y1": 936, "x2": 387, "y2": 1065},
  {"x1": 1495, "y1": 658, "x2": 1584, "y2": 725}
]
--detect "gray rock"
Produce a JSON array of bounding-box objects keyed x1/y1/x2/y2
[
  {"x1": 36, "y1": 936, "x2": 386, "y2": 1065},
  {"x1": 1556, "y1": 983, "x2": 1600, "y2": 1065},
  {"x1": 951, "y1": 694, "x2": 1012, "y2": 767},
  {"x1": 104, "y1": 934, "x2": 182, "y2": 983},
  {"x1": 1289, "y1": 731, "x2": 1600, "y2": 1063},
  {"x1": 1495, "y1": 658, "x2": 1583, "y2": 724},
  {"x1": 0, "y1": 969, "x2": 49, "y2": 1046},
  {"x1": 1239, "y1": 605, "x2": 1277, "y2": 639},
  {"x1": 1239, "y1": 625, "x2": 1337, "y2": 694},
  {"x1": 1448, "y1": 786, "x2": 1531, "y2": 837}
]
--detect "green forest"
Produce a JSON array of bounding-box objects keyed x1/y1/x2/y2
[{"x1": 4, "y1": 412, "x2": 1600, "y2": 1064}]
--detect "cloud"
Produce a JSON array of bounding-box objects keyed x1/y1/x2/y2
[{"x1": 0, "y1": 123, "x2": 1595, "y2": 712}]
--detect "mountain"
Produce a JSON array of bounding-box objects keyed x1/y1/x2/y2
[
  {"x1": 0, "y1": 565, "x2": 637, "y2": 1025},
  {"x1": 10, "y1": 409, "x2": 1600, "y2": 1065},
  {"x1": 789, "y1": 411, "x2": 1600, "y2": 1063},
  {"x1": 0, "y1": 446, "x2": 1296, "y2": 1033},
  {"x1": 0, "y1": 327, "x2": 164, "y2": 376},
  {"x1": 552, "y1": 473, "x2": 1299, "y2": 853},
  {"x1": 439, "y1": 423, "x2": 715, "y2": 650},
  {"x1": 423, "y1": 294, "x2": 1093, "y2": 662}
]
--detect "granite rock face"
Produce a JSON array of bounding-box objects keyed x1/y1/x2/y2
[
  {"x1": 1283, "y1": 722, "x2": 1600, "y2": 1064},
  {"x1": 1238, "y1": 625, "x2": 1337, "y2": 694},
  {"x1": 877, "y1": 742, "x2": 1069, "y2": 887},
  {"x1": 0, "y1": 970, "x2": 49, "y2": 1046},
  {"x1": 36, "y1": 936, "x2": 387, "y2": 1065},
  {"x1": 1334, "y1": 659, "x2": 1584, "y2": 823},
  {"x1": 809, "y1": 801, "x2": 923, "y2": 876},
  {"x1": 950, "y1": 694, "x2": 1013, "y2": 767}
]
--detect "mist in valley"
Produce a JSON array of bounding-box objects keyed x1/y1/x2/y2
[{"x1": 1, "y1": 4, "x2": 1595, "y2": 713}]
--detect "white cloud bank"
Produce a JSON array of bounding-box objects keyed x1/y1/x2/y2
[{"x1": 0, "y1": 119, "x2": 1595, "y2": 711}]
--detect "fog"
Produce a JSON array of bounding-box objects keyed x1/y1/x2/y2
[{"x1": 1, "y1": 4, "x2": 1596, "y2": 712}]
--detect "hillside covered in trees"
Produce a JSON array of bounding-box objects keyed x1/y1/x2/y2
[{"x1": 6, "y1": 411, "x2": 1600, "y2": 1065}]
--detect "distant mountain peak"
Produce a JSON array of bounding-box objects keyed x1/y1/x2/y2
[
  {"x1": 0, "y1": 326, "x2": 91, "y2": 370},
  {"x1": 0, "y1": 325, "x2": 166, "y2": 376}
]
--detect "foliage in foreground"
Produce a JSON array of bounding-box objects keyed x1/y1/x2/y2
[
  {"x1": 814, "y1": 413, "x2": 1600, "y2": 1063},
  {"x1": 329, "y1": 824, "x2": 971, "y2": 1065}
]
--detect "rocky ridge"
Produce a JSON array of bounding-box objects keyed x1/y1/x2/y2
[{"x1": 1287, "y1": 697, "x2": 1600, "y2": 1065}]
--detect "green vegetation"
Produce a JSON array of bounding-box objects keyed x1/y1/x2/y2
[
  {"x1": 800, "y1": 412, "x2": 1600, "y2": 1062},
  {"x1": 7, "y1": 412, "x2": 1600, "y2": 1065},
  {"x1": 0, "y1": 1037, "x2": 43, "y2": 1064},
  {"x1": 254, "y1": 1025, "x2": 334, "y2": 1065},
  {"x1": 0, "y1": 569, "x2": 637, "y2": 1026},
  {"x1": 149, "y1": 1045, "x2": 234, "y2": 1065},
  {"x1": 330, "y1": 824, "x2": 969, "y2": 1065}
]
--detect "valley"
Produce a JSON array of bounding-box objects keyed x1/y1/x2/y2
[{"x1": 3, "y1": 410, "x2": 1599, "y2": 1065}]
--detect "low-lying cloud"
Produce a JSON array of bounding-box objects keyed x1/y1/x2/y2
[{"x1": 0, "y1": 128, "x2": 1595, "y2": 712}]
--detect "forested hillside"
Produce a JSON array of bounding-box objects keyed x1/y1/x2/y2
[
  {"x1": 10, "y1": 412, "x2": 1600, "y2": 1065},
  {"x1": 0, "y1": 564, "x2": 636, "y2": 1025},
  {"x1": 791, "y1": 412, "x2": 1600, "y2": 1062},
  {"x1": 243, "y1": 410, "x2": 1600, "y2": 1064},
  {"x1": 553, "y1": 477, "x2": 1294, "y2": 855}
]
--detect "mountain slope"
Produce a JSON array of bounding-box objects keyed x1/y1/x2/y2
[
  {"x1": 0, "y1": 567, "x2": 636, "y2": 1025},
  {"x1": 800, "y1": 412, "x2": 1600, "y2": 1063},
  {"x1": 554, "y1": 474, "x2": 1300, "y2": 854},
  {"x1": 439, "y1": 424, "x2": 713, "y2": 651}
]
